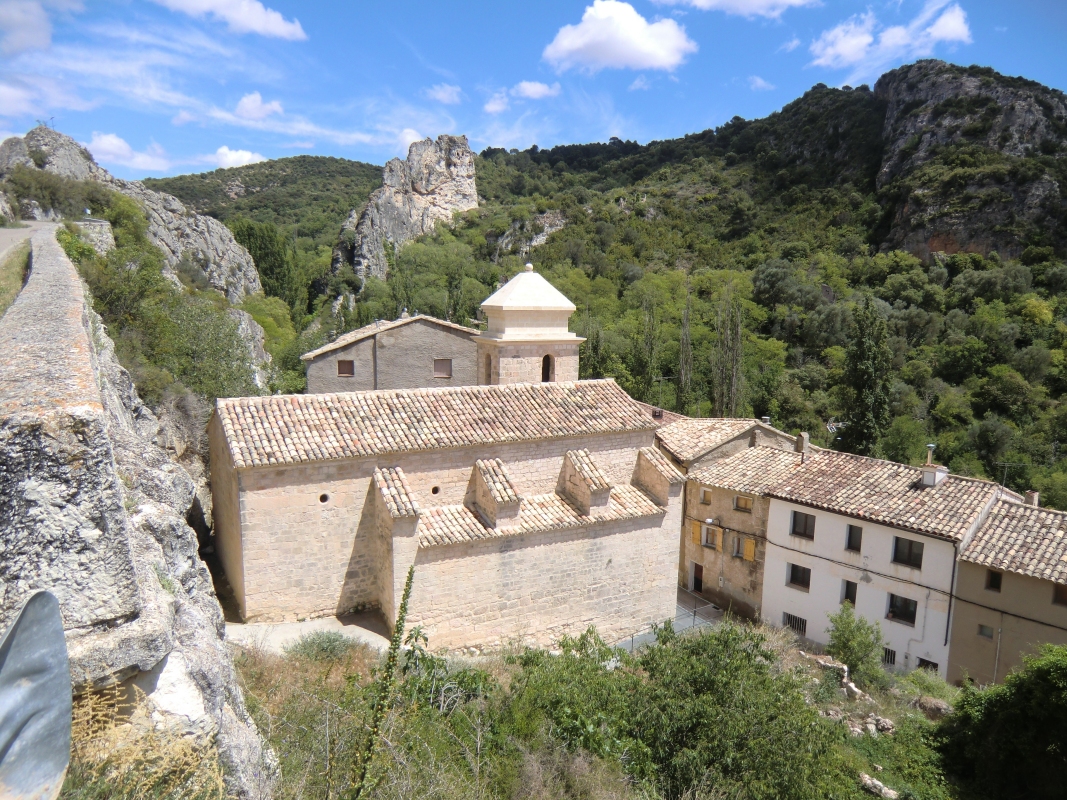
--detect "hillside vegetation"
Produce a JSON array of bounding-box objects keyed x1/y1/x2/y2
[
  {"x1": 143, "y1": 60, "x2": 1067, "y2": 502},
  {"x1": 230, "y1": 612, "x2": 1067, "y2": 800}
]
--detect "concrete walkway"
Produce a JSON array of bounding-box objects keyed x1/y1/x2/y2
[
  {"x1": 0, "y1": 221, "x2": 49, "y2": 264},
  {"x1": 225, "y1": 610, "x2": 392, "y2": 655}
]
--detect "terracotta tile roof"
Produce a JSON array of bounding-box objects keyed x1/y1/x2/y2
[
  {"x1": 567, "y1": 449, "x2": 611, "y2": 490},
  {"x1": 962, "y1": 500, "x2": 1067, "y2": 585},
  {"x1": 691, "y1": 447, "x2": 1015, "y2": 542},
  {"x1": 655, "y1": 418, "x2": 770, "y2": 464},
  {"x1": 475, "y1": 458, "x2": 520, "y2": 504},
  {"x1": 300, "y1": 314, "x2": 478, "y2": 361},
  {"x1": 418, "y1": 485, "x2": 662, "y2": 548},
  {"x1": 216, "y1": 379, "x2": 655, "y2": 469},
  {"x1": 639, "y1": 447, "x2": 686, "y2": 484},
  {"x1": 374, "y1": 467, "x2": 419, "y2": 518},
  {"x1": 689, "y1": 447, "x2": 805, "y2": 495}
]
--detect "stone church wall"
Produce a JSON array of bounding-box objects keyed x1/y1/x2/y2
[{"x1": 223, "y1": 430, "x2": 656, "y2": 623}]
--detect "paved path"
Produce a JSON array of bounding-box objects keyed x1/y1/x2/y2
[
  {"x1": 225, "y1": 610, "x2": 392, "y2": 655},
  {"x1": 0, "y1": 222, "x2": 48, "y2": 265}
]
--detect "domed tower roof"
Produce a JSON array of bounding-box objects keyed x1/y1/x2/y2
[{"x1": 480, "y1": 263, "x2": 576, "y2": 313}]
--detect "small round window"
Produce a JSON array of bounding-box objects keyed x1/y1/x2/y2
[
  {"x1": 431, "y1": 486, "x2": 440, "y2": 495},
  {"x1": 319, "y1": 493, "x2": 329, "y2": 504}
]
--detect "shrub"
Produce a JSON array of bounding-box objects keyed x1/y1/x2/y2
[
  {"x1": 826, "y1": 601, "x2": 887, "y2": 688},
  {"x1": 283, "y1": 630, "x2": 359, "y2": 662},
  {"x1": 938, "y1": 644, "x2": 1067, "y2": 800}
]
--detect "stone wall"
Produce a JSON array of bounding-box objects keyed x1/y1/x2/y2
[
  {"x1": 0, "y1": 227, "x2": 273, "y2": 798},
  {"x1": 478, "y1": 341, "x2": 580, "y2": 385},
  {"x1": 219, "y1": 430, "x2": 656, "y2": 622},
  {"x1": 306, "y1": 319, "x2": 479, "y2": 394},
  {"x1": 681, "y1": 482, "x2": 768, "y2": 618},
  {"x1": 408, "y1": 511, "x2": 679, "y2": 650}
]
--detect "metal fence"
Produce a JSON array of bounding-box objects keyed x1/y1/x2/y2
[{"x1": 614, "y1": 586, "x2": 722, "y2": 653}]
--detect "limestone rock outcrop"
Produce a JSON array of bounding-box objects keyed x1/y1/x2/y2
[
  {"x1": 0, "y1": 127, "x2": 263, "y2": 302},
  {"x1": 873, "y1": 60, "x2": 1067, "y2": 260},
  {"x1": 0, "y1": 228, "x2": 274, "y2": 798},
  {"x1": 333, "y1": 134, "x2": 478, "y2": 280}
]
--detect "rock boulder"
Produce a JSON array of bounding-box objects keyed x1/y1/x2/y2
[{"x1": 333, "y1": 134, "x2": 478, "y2": 280}]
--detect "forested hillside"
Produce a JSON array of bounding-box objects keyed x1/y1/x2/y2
[
  {"x1": 145, "y1": 155, "x2": 381, "y2": 285},
  {"x1": 151, "y1": 59, "x2": 1067, "y2": 504}
]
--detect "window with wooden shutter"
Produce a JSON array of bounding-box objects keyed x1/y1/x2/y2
[
  {"x1": 743, "y1": 538, "x2": 756, "y2": 561},
  {"x1": 691, "y1": 520, "x2": 701, "y2": 545}
]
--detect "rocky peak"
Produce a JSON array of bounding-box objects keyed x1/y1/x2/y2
[
  {"x1": 333, "y1": 134, "x2": 477, "y2": 281},
  {"x1": 0, "y1": 126, "x2": 262, "y2": 302},
  {"x1": 875, "y1": 60, "x2": 1067, "y2": 189},
  {"x1": 873, "y1": 60, "x2": 1067, "y2": 260}
]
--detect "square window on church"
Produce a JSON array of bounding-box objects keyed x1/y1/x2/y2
[
  {"x1": 433, "y1": 358, "x2": 453, "y2": 378},
  {"x1": 337, "y1": 360, "x2": 354, "y2": 377}
]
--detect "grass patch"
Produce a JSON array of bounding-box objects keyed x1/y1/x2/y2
[
  {"x1": 61, "y1": 685, "x2": 225, "y2": 800},
  {"x1": 0, "y1": 238, "x2": 29, "y2": 317}
]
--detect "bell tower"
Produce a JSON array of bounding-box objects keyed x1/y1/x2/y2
[{"x1": 476, "y1": 263, "x2": 584, "y2": 385}]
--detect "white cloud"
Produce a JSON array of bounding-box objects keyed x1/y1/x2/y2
[
  {"x1": 148, "y1": 0, "x2": 306, "y2": 40},
  {"x1": 172, "y1": 109, "x2": 196, "y2": 125},
  {"x1": 86, "y1": 132, "x2": 170, "y2": 171},
  {"x1": 543, "y1": 0, "x2": 697, "y2": 73},
  {"x1": 511, "y1": 80, "x2": 561, "y2": 99},
  {"x1": 810, "y1": 0, "x2": 972, "y2": 83},
  {"x1": 779, "y1": 36, "x2": 801, "y2": 52},
  {"x1": 629, "y1": 75, "x2": 651, "y2": 90},
  {"x1": 0, "y1": 0, "x2": 81, "y2": 55},
  {"x1": 748, "y1": 75, "x2": 775, "y2": 90},
  {"x1": 657, "y1": 0, "x2": 817, "y2": 19},
  {"x1": 209, "y1": 144, "x2": 265, "y2": 168},
  {"x1": 424, "y1": 83, "x2": 462, "y2": 104},
  {"x1": 484, "y1": 90, "x2": 509, "y2": 114},
  {"x1": 234, "y1": 90, "x2": 282, "y2": 120},
  {"x1": 397, "y1": 128, "x2": 422, "y2": 151}
]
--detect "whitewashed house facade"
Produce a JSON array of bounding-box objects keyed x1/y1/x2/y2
[{"x1": 688, "y1": 443, "x2": 1018, "y2": 677}]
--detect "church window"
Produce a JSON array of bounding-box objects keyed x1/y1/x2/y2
[{"x1": 542, "y1": 354, "x2": 553, "y2": 382}]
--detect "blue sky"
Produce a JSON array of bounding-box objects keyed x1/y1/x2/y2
[{"x1": 1, "y1": 0, "x2": 1065, "y2": 178}]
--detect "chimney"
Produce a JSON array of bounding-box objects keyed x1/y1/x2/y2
[
  {"x1": 920, "y1": 443, "x2": 949, "y2": 487},
  {"x1": 794, "y1": 432, "x2": 810, "y2": 454},
  {"x1": 761, "y1": 416, "x2": 771, "y2": 425},
  {"x1": 1025, "y1": 490, "x2": 1040, "y2": 507}
]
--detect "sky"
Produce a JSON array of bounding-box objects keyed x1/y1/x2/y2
[{"x1": 0, "y1": 0, "x2": 1065, "y2": 179}]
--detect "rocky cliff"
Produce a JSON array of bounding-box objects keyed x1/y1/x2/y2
[
  {"x1": 0, "y1": 127, "x2": 263, "y2": 302},
  {"x1": 332, "y1": 134, "x2": 478, "y2": 280},
  {"x1": 873, "y1": 60, "x2": 1067, "y2": 260},
  {"x1": 0, "y1": 228, "x2": 274, "y2": 797}
]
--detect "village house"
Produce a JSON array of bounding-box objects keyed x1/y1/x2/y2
[
  {"x1": 667, "y1": 423, "x2": 798, "y2": 616},
  {"x1": 301, "y1": 314, "x2": 480, "y2": 394},
  {"x1": 948, "y1": 496, "x2": 1067, "y2": 683},
  {"x1": 681, "y1": 443, "x2": 1019, "y2": 677},
  {"x1": 654, "y1": 416, "x2": 796, "y2": 475},
  {"x1": 210, "y1": 266, "x2": 684, "y2": 650}
]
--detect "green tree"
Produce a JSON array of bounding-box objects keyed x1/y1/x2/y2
[
  {"x1": 939, "y1": 644, "x2": 1067, "y2": 800},
  {"x1": 841, "y1": 295, "x2": 893, "y2": 455},
  {"x1": 228, "y1": 216, "x2": 303, "y2": 311},
  {"x1": 826, "y1": 601, "x2": 886, "y2": 688}
]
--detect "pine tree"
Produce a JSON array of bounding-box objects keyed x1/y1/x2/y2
[
  {"x1": 841, "y1": 295, "x2": 892, "y2": 456},
  {"x1": 676, "y1": 286, "x2": 694, "y2": 414}
]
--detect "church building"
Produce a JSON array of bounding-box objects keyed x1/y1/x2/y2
[{"x1": 209, "y1": 266, "x2": 683, "y2": 650}]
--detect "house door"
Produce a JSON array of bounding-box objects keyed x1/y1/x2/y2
[{"x1": 693, "y1": 563, "x2": 703, "y2": 593}]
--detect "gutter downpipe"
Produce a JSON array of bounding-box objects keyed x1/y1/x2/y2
[
  {"x1": 945, "y1": 542, "x2": 958, "y2": 647},
  {"x1": 993, "y1": 612, "x2": 1004, "y2": 683}
]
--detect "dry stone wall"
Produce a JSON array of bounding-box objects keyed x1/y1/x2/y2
[
  {"x1": 0, "y1": 127, "x2": 262, "y2": 302},
  {"x1": 0, "y1": 227, "x2": 274, "y2": 798}
]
